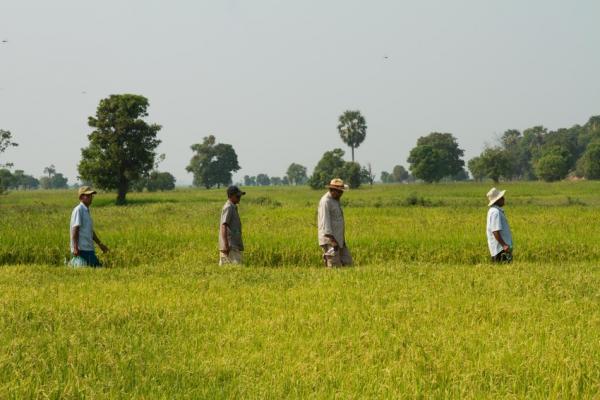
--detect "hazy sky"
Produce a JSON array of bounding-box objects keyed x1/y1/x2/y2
[{"x1": 1, "y1": 0, "x2": 599, "y2": 184}]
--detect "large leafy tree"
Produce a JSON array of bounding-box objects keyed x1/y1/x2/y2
[
  {"x1": 577, "y1": 142, "x2": 600, "y2": 179},
  {"x1": 392, "y1": 165, "x2": 410, "y2": 182},
  {"x1": 146, "y1": 171, "x2": 176, "y2": 192},
  {"x1": 308, "y1": 148, "x2": 362, "y2": 189},
  {"x1": 186, "y1": 135, "x2": 240, "y2": 189},
  {"x1": 337, "y1": 110, "x2": 367, "y2": 162},
  {"x1": 286, "y1": 163, "x2": 308, "y2": 185},
  {"x1": 256, "y1": 173, "x2": 270, "y2": 186},
  {"x1": 78, "y1": 94, "x2": 161, "y2": 204},
  {"x1": 470, "y1": 147, "x2": 513, "y2": 183},
  {"x1": 534, "y1": 147, "x2": 570, "y2": 182},
  {"x1": 407, "y1": 132, "x2": 464, "y2": 183}
]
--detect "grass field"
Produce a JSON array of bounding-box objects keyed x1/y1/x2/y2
[{"x1": 1, "y1": 182, "x2": 600, "y2": 398}]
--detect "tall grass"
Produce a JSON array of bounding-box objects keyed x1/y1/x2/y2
[{"x1": 2, "y1": 182, "x2": 600, "y2": 266}]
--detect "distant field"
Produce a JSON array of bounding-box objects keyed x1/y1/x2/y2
[
  {"x1": 2, "y1": 181, "x2": 600, "y2": 266},
  {"x1": 1, "y1": 182, "x2": 600, "y2": 397}
]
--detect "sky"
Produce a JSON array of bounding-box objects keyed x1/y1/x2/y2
[{"x1": 1, "y1": 0, "x2": 600, "y2": 185}]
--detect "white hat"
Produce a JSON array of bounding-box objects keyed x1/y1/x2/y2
[{"x1": 487, "y1": 187, "x2": 506, "y2": 207}]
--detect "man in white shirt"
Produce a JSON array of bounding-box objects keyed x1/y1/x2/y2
[
  {"x1": 318, "y1": 178, "x2": 352, "y2": 267},
  {"x1": 486, "y1": 187, "x2": 513, "y2": 263},
  {"x1": 69, "y1": 186, "x2": 109, "y2": 267}
]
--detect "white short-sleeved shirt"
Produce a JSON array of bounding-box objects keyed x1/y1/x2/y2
[
  {"x1": 70, "y1": 202, "x2": 94, "y2": 252},
  {"x1": 486, "y1": 205, "x2": 512, "y2": 256}
]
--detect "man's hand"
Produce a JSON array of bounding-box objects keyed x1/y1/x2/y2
[
  {"x1": 98, "y1": 243, "x2": 109, "y2": 253},
  {"x1": 502, "y1": 244, "x2": 511, "y2": 253},
  {"x1": 222, "y1": 247, "x2": 230, "y2": 256},
  {"x1": 73, "y1": 247, "x2": 80, "y2": 256}
]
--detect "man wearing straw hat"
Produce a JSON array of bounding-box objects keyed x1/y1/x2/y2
[
  {"x1": 318, "y1": 178, "x2": 353, "y2": 267},
  {"x1": 486, "y1": 187, "x2": 513, "y2": 262},
  {"x1": 69, "y1": 186, "x2": 109, "y2": 267}
]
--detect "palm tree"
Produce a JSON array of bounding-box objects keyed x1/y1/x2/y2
[{"x1": 337, "y1": 110, "x2": 367, "y2": 162}]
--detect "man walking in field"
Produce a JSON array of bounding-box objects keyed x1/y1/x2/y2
[
  {"x1": 219, "y1": 185, "x2": 246, "y2": 265},
  {"x1": 69, "y1": 186, "x2": 109, "y2": 267},
  {"x1": 318, "y1": 178, "x2": 352, "y2": 267},
  {"x1": 486, "y1": 187, "x2": 513, "y2": 263}
]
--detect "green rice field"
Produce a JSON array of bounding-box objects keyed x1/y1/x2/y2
[{"x1": 1, "y1": 182, "x2": 599, "y2": 398}]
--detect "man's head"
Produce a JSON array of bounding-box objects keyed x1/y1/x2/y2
[
  {"x1": 78, "y1": 186, "x2": 97, "y2": 206},
  {"x1": 486, "y1": 187, "x2": 506, "y2": 207},
  {"x1": 227, "y1": 185, "x2": 246, "y2": 204},
  {"x1": 328, "y1": 178, "x2": 347, "y2": 200}
]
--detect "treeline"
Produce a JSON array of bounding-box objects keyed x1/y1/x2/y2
[
  {"x1": 468, "y1": 117, "x2": 600, "y2": 182},
  {"x1": 3, "y1": 93, "x2": 600, "y2": 204}
]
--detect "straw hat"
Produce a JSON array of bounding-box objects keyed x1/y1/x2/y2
[
  {"x1": 328, "y1": 178, "x2": 349, "y2": 191},
  {"x1": 487, "y1": 187, "x2": 506, "y2": 206},
  {"x1": 78, "y1": 186, "x2": 97, "y2": 197}
]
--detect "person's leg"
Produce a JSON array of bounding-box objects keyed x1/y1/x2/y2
[
  {"x1": 491, "y1": 251, "x2": 512, "y2": 263},
  {"x1": 322, "y1": 245, "x2": 342, "y2": 267},
  {"x1": 340, "y1": 247, "x2": 353, "y2": 266},
  {"x1": 230, "y1": 249, "x2": 243, "y2": 264},
  {"x1": 76, "y1": 250, "x2": 101, "y2": 267},
  {"x1": 219, "y1": 250, "x2": 243, "y2": 265},
  {"x1": 219, "y1": 251, "x2": 230, "y2": 266}
]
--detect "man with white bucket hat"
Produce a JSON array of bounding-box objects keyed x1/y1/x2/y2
[
  {"x1": 486, "y1": 187, "x2": 513, "y2": 262},
  {"x1": 318, "y1": 178, "x2": 353, "y2": 267}
]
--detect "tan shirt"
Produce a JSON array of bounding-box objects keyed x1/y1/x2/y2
[
  {"x1": 220, "y1": 200, "x2": 244, "y2": 251},
  {"x1": 317, "y1": 192, "x2": 346, "y2": 248}
]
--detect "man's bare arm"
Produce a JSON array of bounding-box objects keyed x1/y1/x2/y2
[
  {"x1": 93, "y1": 231, "x2": 109, "y2": 253},
  {"x1": 493, "y1": 231, "x2": 510, "y2": 252},
  {"x1": 72, "y1": 226, "x2": 80, "y2": 256}
]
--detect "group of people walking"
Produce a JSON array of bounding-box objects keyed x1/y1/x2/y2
[{"x1": 69, "y1": 179, "x2": 513, "y2": 267}]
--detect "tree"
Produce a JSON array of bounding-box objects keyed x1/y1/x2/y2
[
  {"x1": 360, "y1": 163, "x2": 375, "y2": 186},
  {"x1": 270, "y1": 176, "x2": 283, "y2": 186},
  {"x1": 286, "y1": 163, "x2": 308, "y2": 185},
  {"x1": 577, "y1": 142, "x2": 600, "y2": 179},
  {"x1": 380, "y1": 171, "x2": 391, "y2": 183},
  {"x1": 448, "y1": 168, "x2": 469, "y2": 181},
  {"x1": 341, "y1": 162, "x2": 362, "y2": 189},
  {"x1": 256, "y1": 173, "x2": 271, "y2": 186},
  {"x1": 0, "y1": 130, "x2": 18, "y2": 169},
  {"x1": 12, "y1": 170, "x2": 39, "y2": 189},
  {"x1": 308, "y1": 148, "x2": 347, "y2": 189},
  {"x1": 308, "y1": 148, "x2": 364, "y2": 189},
  {"x1": 43, "y1": 165, "x2": 56, "y2": 179},
  {"x1": 243, "y1": 175, "x2": 256, "y2": 186},
  {"x1": 534, "y1": 151, "x2": 570, "y2": 182},
  {"x1": 186, "y1": 135, "x2": 240, "y2": 189},
  {"x1": 146, "y1": 171, "x2": 176, "y2": 191},
  {"x1": 40, "y1": 172, "x2": 68, "y2": 189},
  {"x1": 337, "y1": 110, "x2": 367, "y2": 162},
  {"x1": 78, "y1": 94, "x2": 161, "y2": 204},
  {"x1": 392, "y1": 165, "x2": 410, "y2": 182},
  {"x1": 0, "y1": 169, "x2": 15, "y2": 191},
  {"x1": 407, "y1": 132, "x2": 465, "y2": 183},
  {"x1": 474, "y1": 147, "x2": 513, "y2": 183},
  {"x1": 467, "y1": 156, "x2": 486, "y2": 181}
]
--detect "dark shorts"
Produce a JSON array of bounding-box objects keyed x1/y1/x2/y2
[
  {"x1": 491, "y1": 250, "x2": 512, "y2": 263},
  {"x1": 70, "y1": 250, "x2": 102, "y2": 267}
]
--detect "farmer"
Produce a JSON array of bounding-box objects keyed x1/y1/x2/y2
[
  {"x1": 69, "y1": 186, "x2": 109, "y2": 267},
  {"x1": 219, "y1": 185, "x2": 246, "y2": 265},
  {"x1": 318, "y1": 178, "x2": 353, "y2": 267},
  {"x1": 486, "y1": 187, "x2": 513, "y2": 263}
]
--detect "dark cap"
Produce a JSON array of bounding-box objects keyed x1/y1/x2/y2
[{"x1": 227, "y1": 185, "x2": 246, "y2": 197}]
